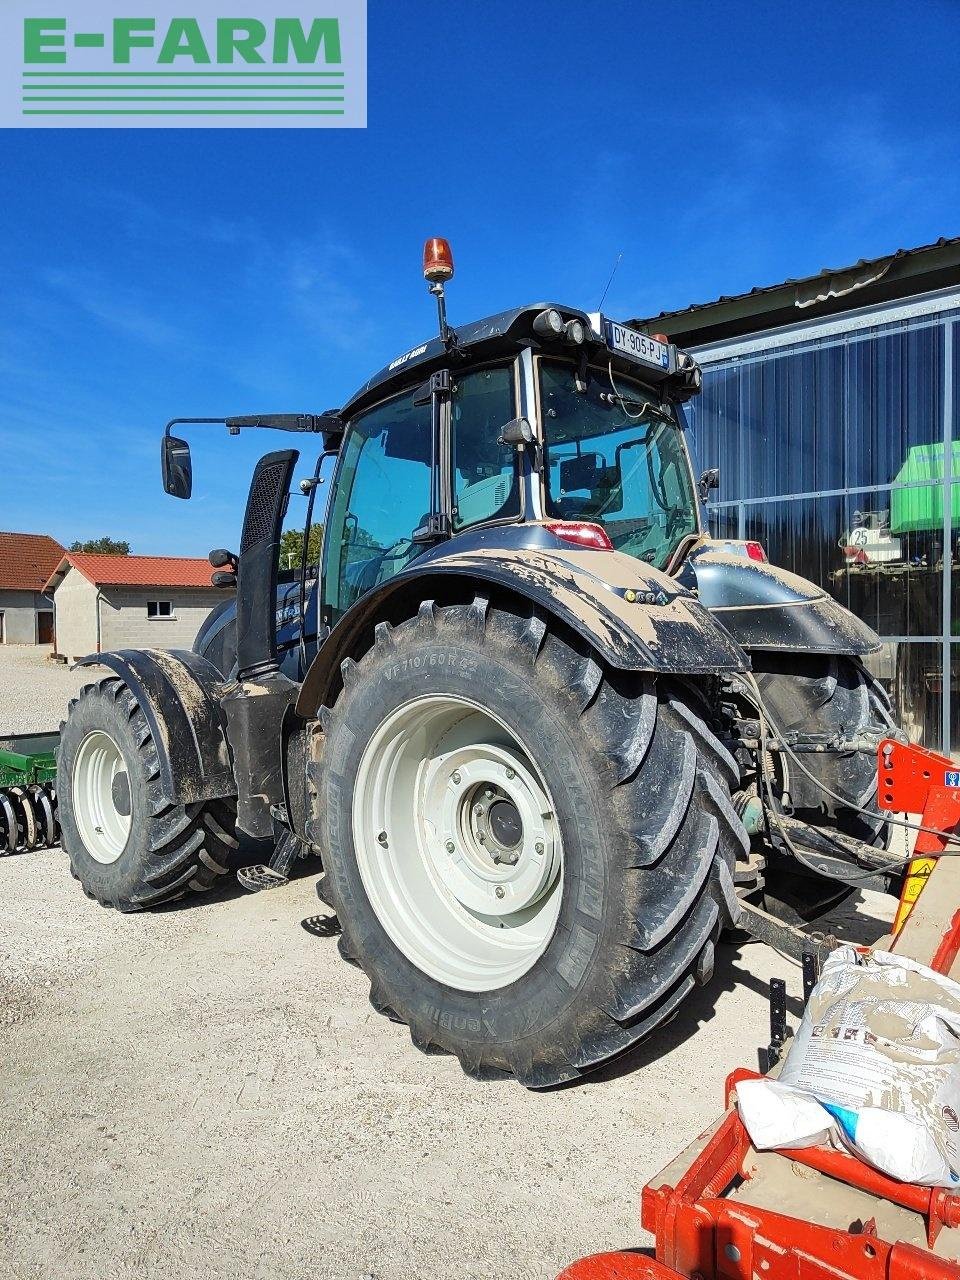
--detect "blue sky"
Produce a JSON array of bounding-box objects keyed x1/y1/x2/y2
[{"x1": 2, "y1": 0, "x2": 959, "y2": 556}]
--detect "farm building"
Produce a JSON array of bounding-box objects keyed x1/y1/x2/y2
[
  {"x1": 44, "y1": 554, "x2": 230, "y2": 663},
  {"x1": 630, "y1": 235, "x2": 960, "y2": 751},
  {"x1": 0, "y1": 532, "x2": 65, "y2": 645}
]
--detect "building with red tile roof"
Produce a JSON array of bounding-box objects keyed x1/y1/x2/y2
[
  {"x1": 0, "y1": 532, "x2": 66, "y2": 644},
  {"x1": 44, "y1": 553, "x2": 232, "y2": 662}
]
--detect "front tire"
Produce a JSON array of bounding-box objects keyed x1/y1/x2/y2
[
  {"x1": 58, "y1": 676, "x2": 238, "y2": 911},
  {"x1": 316, "y1": 597, "x2": 746, "y2": 1087}
]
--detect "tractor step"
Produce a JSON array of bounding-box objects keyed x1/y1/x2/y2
[
  {"x1": 237, "y1": 864, "x2": 289, "y2": 892},
  {"x1": 236, "y1": 830, "x2": 305, "y2": 892}
]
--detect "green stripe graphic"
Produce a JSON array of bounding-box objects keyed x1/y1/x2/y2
[
  {"x1": 23, "y1": 82, "x2": 344, "y2": 88},
  {"x1": 23, "y1": 96, "x2": 345, "y2": 102},
  {"x1": 22, "y1": 70, "x2": 344, "y2": 77},
  {"x1": 22, "y1": 108, "x2": 346, "y2": 115}
]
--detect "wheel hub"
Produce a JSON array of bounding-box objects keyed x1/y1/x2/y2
[
  {"x1": 421, "y1": 741, "x2": 559, "y2": 919},
  {"x1": 470, "y1": 788, "x2": 522, "y2": 864}
]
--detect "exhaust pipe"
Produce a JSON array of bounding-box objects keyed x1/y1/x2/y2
[
  {"x1": 235, "y1": 449, "x2": 298, "y2": 681},
  {"x1": 223, "y1": 448, "x2": 300, "y2": 839}
]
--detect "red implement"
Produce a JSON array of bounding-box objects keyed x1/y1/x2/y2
[{"x1": 557, "y1": 740, "x2": 960, "y2": 1280}]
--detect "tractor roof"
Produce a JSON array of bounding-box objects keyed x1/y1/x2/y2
[{"x1": 340, "y1": 302, "x2": 594, "y2": 418}]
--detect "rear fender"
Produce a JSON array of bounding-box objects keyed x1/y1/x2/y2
[
  {"x1": 295, "y1": 538, "x2": 748, "y2": 717},
  {"x1": 74, "y1": 648, "x2": 235, "y2": 805},
  {"x1": 686, "y1": 544, "x2": 881, "y2": 655}
]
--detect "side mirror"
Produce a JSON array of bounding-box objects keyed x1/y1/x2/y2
[
  {"x1": 698, "y1": 467, "x2": 720, "y2": 503},
  {"x1": 162, "y1": 434, "x2": 193, "y2": 499}
]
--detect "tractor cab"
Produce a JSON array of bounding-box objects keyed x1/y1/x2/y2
[{"x1": 179, "y1": 238, "x2": 709, "y2": 683}]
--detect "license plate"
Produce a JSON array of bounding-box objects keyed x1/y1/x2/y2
[{"x1": 604, "y1": 321, "x2": 670, "y2": 370}]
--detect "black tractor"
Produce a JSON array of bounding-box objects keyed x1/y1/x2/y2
[{"x1": 58, "y1": 239, "x2": 897, "y2": 1086}]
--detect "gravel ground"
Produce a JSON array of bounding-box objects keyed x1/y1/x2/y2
[
  {"x1": 0, "y1": 645, "x2": 898, "y2": 1280},
  {"x1": 0, "y1": 645, "x2": 92, "y2": 737}
]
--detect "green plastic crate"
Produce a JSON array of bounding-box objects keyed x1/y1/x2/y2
[{"x1": 890, "y1": 441, "x2": 960, "y2": 535}]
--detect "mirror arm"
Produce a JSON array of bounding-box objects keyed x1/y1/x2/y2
[{"x1": 298, "y1": 448, "x2": 338, "y2": 679}]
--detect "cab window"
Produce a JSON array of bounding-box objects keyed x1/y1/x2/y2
[
  {"x1": 451, "y1": 364, "x2": 520, "y2": 530},
  {"x1": 321, "y1": 390, "x2": 432, "y2": 623},
  {"x1": 540, "y1": 360, "x2": 699, "y2": 570}
]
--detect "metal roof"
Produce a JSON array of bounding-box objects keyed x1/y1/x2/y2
[{"x1": 628, "y1": 236, "x2": 960, "y2": 341}]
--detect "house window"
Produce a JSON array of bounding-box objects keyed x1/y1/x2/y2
[{"x1": 146, "y1": 600, "x2": 174, "y2": 620}]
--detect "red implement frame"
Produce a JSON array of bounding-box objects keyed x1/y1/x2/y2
[{"x1": 558, "y1": 740, "x2": 960, "y2": 1280}]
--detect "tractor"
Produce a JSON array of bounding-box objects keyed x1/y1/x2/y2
[{"x1": 57, "y1": 239, "x2": 898, "y2": 1087}]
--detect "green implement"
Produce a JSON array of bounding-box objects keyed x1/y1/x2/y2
[{"x1": 0, "y1": 733, "x2": 60, "y2": 854}]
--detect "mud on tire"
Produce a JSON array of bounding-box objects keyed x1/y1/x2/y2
[
  {"x1": 58, "y1": 676, "x2": 238, "y2": 911},
  {"x1": 315, "y1": 596, "x2": 747, "y2": 1087}
]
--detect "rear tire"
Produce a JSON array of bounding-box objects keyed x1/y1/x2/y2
[
  {"x1": 751, "y1": 653, "x2": 894, "y2": 846},
  {"x1": 749, "y1": 653, "x2": 896, "y2": 919},
  {"x1": 58, "y1": 676, "x2": 238, "y2": 911},
  {"x1": 315, "y1": 597, "x2": 746, "y2": 1087}
]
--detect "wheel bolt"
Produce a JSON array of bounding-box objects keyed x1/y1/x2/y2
[
  {"x1": 495, "y1": 886, "x2": 505, "y2": 899},
  {"x1": 377, "y1": 830, "x2": 388, "y2": 846},
  {"x1": 474, "y1": 804, "x2": 483, "y2": 816},
  {"x1": 451, "y1": 770, "x2": 461, "y2": 785},
  {"x1": 535, "y1": 841, "x2": 544, "y2": 855},
  {"x1": 485, "y1": 789, "x2": 494, "y2": 799},
  {"x1": 445, "y1": 840, "x2": 456, "y2": 854},
  {"x1": 505, "y1": 768, "x2": 515, "y2": 780}
]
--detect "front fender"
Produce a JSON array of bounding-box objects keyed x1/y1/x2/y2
[
  {"x1": 687, "y1": 545, "x2": 881, "y2": 655},
  {"x1": 295, "y1": 529, "x2": 747, "y2": 718},
  {"x1": 74, "y1": 648, "x2": 235, "y2": 805}
]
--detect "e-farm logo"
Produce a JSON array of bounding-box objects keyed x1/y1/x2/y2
[{"x1": 1, "y1": 2, "x2": 366, "y2": 127}]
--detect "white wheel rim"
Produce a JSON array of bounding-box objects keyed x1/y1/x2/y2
[
  {"x1": 72, "y1": 730, "x2": 132, "y2": 865},
  {"x1": 353, "y1": 695, "x2": 564, "y2": 991}
]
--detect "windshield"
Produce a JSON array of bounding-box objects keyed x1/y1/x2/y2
[{"x1": 539, "y1": 360, "x2": 699, "y2": 570}]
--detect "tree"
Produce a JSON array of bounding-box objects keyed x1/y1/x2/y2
[
  {"x1": 280, "y1": 524, "x2": 324, "y2": 570},
  {"x1": 70, "y1": 537, "x2": 130, "y2": 555}
]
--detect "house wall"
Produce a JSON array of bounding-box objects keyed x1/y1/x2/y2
[
  {"x1": 99, "y1": 588, "x2": 225, "y2": 653},
  {"x1": 0, "y1": 589, "x2": 44, "y2": 644},
  {"x1": 52, "y1": 570, "x2": 99, "y2": 661}
]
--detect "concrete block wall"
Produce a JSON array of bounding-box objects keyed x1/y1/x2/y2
[
  {"x1": 99, "y1": 587, "x2": 225, "y2": 654},
  {"x1": 52, "y1": 568, "x2": 230, "y2": 661},
  {"x1": 52, "y1": 570, "x2": 98, "y2": 661}
]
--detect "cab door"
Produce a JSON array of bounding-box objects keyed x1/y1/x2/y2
[{"x1": 320, "y1": 388, "x2": 434, "y2": 627}]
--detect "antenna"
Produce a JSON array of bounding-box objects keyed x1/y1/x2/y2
[{"x1": 597, "y1": 250, "x2": 623, "y2": 312}]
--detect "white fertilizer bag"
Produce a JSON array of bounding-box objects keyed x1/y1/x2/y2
[{"x1": 736, "y1": 946, "x2": 960, "y2": 1187}]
